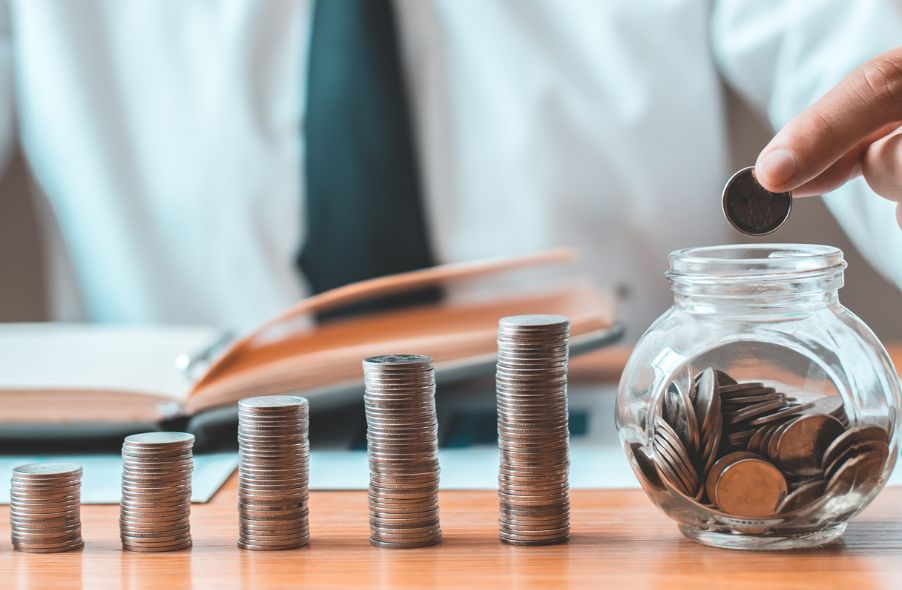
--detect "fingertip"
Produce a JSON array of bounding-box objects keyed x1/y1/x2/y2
[{"x1": 755, "y1": 147, "x2": 798, "y2": 192}]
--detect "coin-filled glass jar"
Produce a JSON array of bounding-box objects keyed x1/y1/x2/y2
[{"x1": 616, "y1": 244, "x2": 900, "y2": 550}]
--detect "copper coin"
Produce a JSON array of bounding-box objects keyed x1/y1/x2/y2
[
  {"x1": 693, "y1": 368, "x2": 721, "y2": 444},
  {"x1": 654, "y1": 434, "x2": 697, "y2": 495},
  {"x1": 725, "y1": 428, "x2": 756, "y2": 446},
  {"x1": 820, "y1": 425, "x2": 889, "y2": 469},
  {"x1": 827, "y1": 451, "x2": 887, "y2": 496},
  {"x1": 718, "y1": 382, "x2": 765, "y2": 395},
  {"x1": 651, "y1": 458, "x2": 688, "y2": 497},
  {"x1": 714, "y1": 456, "x2": 787, "y2": 517},
  {"x1": 715, "y1": 370, "x2": 738, "y2": 386},
  {"x1": 805, "y1": 396, "x2": 848, "y2": 422},
  {"x1": 722, "y1": 392, "x2": 784, "y2": 408},
  {"x1": 748, "y1": 421, "x2": 779, "y2": 454},
  {"x1": 654, "y1": 422, "x2": 698, "y2": 486},
  {"x1": 726, "y1": 399, "x2": 787, "y2": 425},
  {"x1": 705, "y1": 452, "x2": 758, "y2": 506},
  {"x1": 662, "y1": 382, "x2": 699, "y2": 454},
  {"x1": 748, "y1": 401, "x2": 813, "y2": 427},
  {"x1": 824, "y1": 440, "x2": 889, "y2": 482},
  {"x1": 627, "y1": 443, "x2": 665, "y2": 493},
  {"x1": 774, "y1": 414, "x2": 845, "y2": 477},
  {"x1": 766, "y1": 419, "x2": 796, "y2": 460},
  {"x1": 699, "y1": 411, "x2": 723, "y2": 474},
  {"x1": 777, "y1": 479, "x2": 827, "y2": 514}
]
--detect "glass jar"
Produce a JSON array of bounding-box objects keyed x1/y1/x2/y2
[{"x1": 616, "y1": 244, "x2": 900, "y2": 550}]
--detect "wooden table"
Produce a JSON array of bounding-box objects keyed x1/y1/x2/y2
[
  {"x1": 0, "y1": 345, "x2": 900, "y2": 589},
  {"x1": 2, "y1": 481, "x2": 902, "y2": 589}
]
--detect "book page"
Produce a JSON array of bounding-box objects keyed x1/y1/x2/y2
[{"x1": 0, "y1": 323, "x2": 218, "y2": 403}]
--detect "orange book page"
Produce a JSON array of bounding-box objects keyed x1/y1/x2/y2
[{"x1": 187, "y1": 282, "x2": 613, "y2": 413}]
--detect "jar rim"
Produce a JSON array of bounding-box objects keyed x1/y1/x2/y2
[{"x1": 667, "y1": 244, "x2": 845, "y2": 284}]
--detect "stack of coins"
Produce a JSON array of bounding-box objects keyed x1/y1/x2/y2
[
  {"x1": 496, "y1": 314, "x2": 571, "y2": 546},
  {"x1": 631, "y1": 367, "x2": 891, "y2": 518},
  {"x1": 9, "y1": 463, "x2": 83, "y2": 553},
  {"x1": 120, "y1": 432, "x2": 194, "y2": 552},
  {"x1": 237, "y1": 395, "x2": 310, "y2": 550},
  {"x1": 363, "y1": 354, "x2": 442, "y2": 549}
]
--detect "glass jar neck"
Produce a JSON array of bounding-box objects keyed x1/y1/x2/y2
[{"x1": 667, "y1": 244, "x2": 846, "y2": 314}]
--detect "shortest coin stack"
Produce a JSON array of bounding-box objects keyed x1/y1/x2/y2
[
  {"x1": 10, "y1": 463, "x2": 83, "y2": 553},
  {"x1": 237, "y1": 395, "x2": 310, "y2": 551},
  {"x1": 120, "y1": 432, "x2": 195, "y2": 552}
]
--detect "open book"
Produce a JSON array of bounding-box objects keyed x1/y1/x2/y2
[{"x1": 0, "y1": 250, "x2": 621, "y2": 440}]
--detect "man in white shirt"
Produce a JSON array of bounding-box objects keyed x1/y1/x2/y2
[{"x1": 0, "y1": 0, "x2": 899, "y2": 336}]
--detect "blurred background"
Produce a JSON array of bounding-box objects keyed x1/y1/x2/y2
[
  {"x1": 0, "y1": 1, "x2": 899, "y2": 342},
  {"x1": 2, "y1": 93, "x2": 899, "y2": 339}
]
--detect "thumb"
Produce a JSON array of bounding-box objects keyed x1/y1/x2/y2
[{"x1": 756, "y1": 46, "x2": 902, "y2": 194}]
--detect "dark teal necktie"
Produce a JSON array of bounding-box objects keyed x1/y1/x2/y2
[{"x1": 299, "y1": 0, "x2": 441, "y2": 320}]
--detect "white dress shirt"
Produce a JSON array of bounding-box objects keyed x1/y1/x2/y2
[{"x1": 0, "y1": 0, "x2": 899, "y2": 335}]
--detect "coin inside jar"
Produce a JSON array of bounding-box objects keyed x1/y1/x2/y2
[
  {"x1": 722, "y1": 166, "x2": 792, "y2": 235},
  {"x1": 773, "y1": 414, "x2": 845, "y2": 477},
  {"x1": 705, "y1": 451, "x2": 757, "y2": 505},
  {"x1": 820, "y1": 425, "x2": 889, "y2": 470},
  {"x1": 714, "y1": 456, "x2": 787, "y2": 517},
  {"x1": 826, "y1": 451, "x2": 887, "y2": 496},
  {"x1": 627, "y1": 443, "x2": 665, "y2": 494},
  {"x1": 630, "y1": 358, "x2": 895, "y2": 542},
  {"x1": 777, "y1": 479, "x2": 827, "y2": 514}
]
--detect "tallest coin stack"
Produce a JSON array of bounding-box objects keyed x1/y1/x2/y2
[{"x1": 496, "y1": 314, "x2": 572, "y2": 545}]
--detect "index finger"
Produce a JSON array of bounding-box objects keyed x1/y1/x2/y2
[{"x1": 755, "y1": 46, "x2": 902, "y2": 193}]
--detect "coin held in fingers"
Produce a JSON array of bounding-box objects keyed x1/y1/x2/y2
[{"x1": 722, "y1": 166, "x2": 792, "y2": 235}]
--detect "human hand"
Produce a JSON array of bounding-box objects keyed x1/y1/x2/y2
[{"x1": 755, "y1": 47, "x2": 902, "y2": 229}]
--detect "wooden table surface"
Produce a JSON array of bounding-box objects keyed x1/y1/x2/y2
[{"x1": 0, "y1": 345, "x2": 900, "y2": 589}]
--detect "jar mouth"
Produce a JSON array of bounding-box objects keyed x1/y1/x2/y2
[{"x1": 667, "y1": 244, "x2": 845, "y2": 286}]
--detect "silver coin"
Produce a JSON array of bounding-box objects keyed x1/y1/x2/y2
[
  {"x1": 9, "y1": 463, "x2": 83, "y2": 553},
  {"x1": 369, "y1": 537, "x2": 441, "y2": 549},
  {"x1": 13, "y1": 538, "x2": 83, "y2": 549},
  {"x1": 237, "y1": 540, "x2": 307, "y2": 551},
  {"x1": 10, "y1": 503, "x2": 82, "y2": 515},
  {"x1": 722, "y1": 166, "x2": 792, "y2": 235},
  {"x1": 119, "y1": 432, "x2": 195, "y2": 543},
  {"x1": 13, "y1": 540, "x2": 84, "y2": 553},
  {"x1": 122, "y1": 539, "x2": 192, "y2": 552},
  {"x1": 12, "y1": 463, "x2": 82, "y2": 478},
  {"x1": 239, "y1": 395, "x2": 307, "y2": 410},
  {"x1": 124, "y1": 431, "x2": 195, "y2": 446}
]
